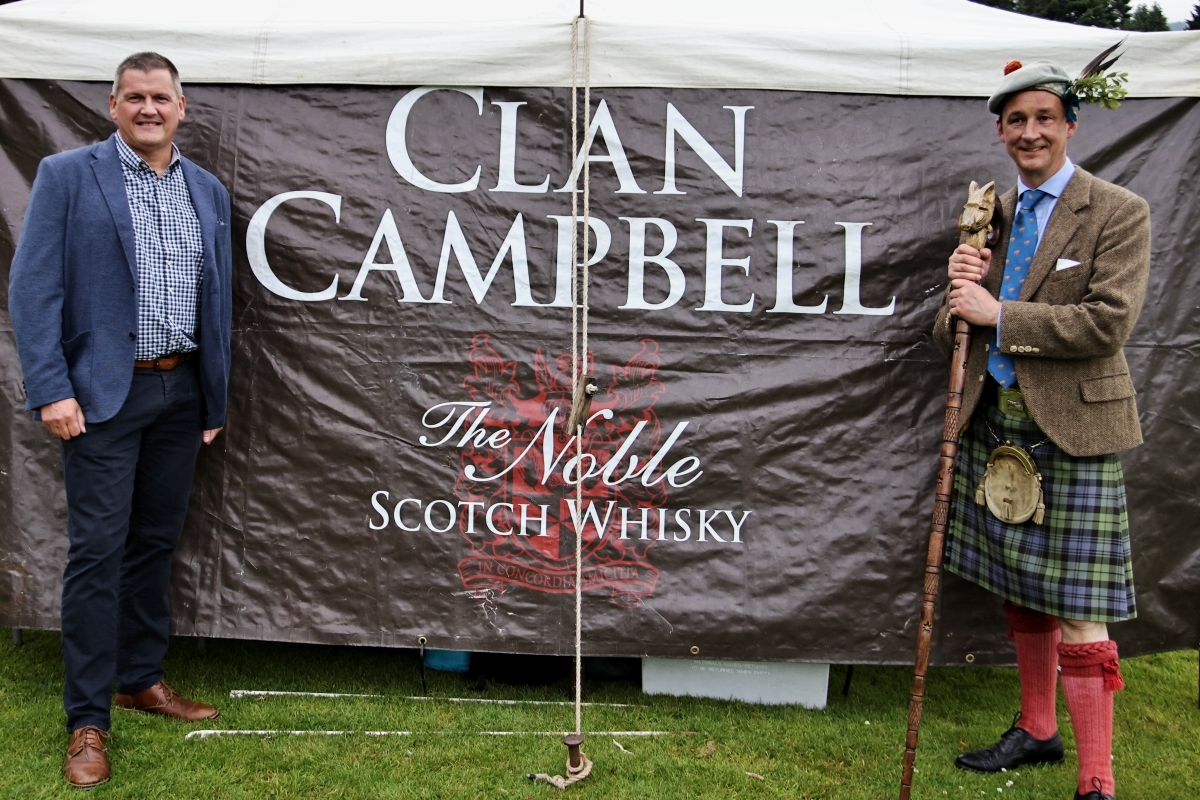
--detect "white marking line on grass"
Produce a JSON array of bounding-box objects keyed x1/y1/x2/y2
[
  {"x1": 477, "y1": 731, "x2": 669, "y2": 737},
  {"x1": 228, "y1": 690, "x2": 639, "y2": 708},
  {"x1": 229, "y1": 690, "x2": 382, "y2": 699},
  {"x1": 186, "y1": 730, "x2": 672, "y2": 740},
  {"x1": 406, "y1": 696, "x2": 641, "y2": 708},
  {"x1": 185, "y1": 730, "x2": 354, "y2": 739}
]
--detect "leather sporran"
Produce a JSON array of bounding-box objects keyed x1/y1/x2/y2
[{"x1": 974, "y1": 444, "x2": 1046, "y2": 525}]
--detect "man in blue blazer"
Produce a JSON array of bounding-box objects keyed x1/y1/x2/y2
[{"x1": 8, "y1": 52, "x2": 232, "y2": 788}]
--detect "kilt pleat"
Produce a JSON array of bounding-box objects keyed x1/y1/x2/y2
[{"x1": 944, "y1": 402, "x2": 1136, "y2": 622}]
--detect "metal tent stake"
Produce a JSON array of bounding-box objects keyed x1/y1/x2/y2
[
  {"x1": 418, "y1": 636, "x2": 428, "y2": 696},
  {"x1": 564, "y1": 733, "x2": 584, "y2": 768}
]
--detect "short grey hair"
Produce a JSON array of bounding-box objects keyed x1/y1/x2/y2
[{"x1": 112, "y1": 52, "x2": 183, "y2": 98}]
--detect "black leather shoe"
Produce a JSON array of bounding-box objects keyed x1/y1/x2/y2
[
  {"x1": 955, "y1": 715, "x2": 1064, "y2": 773},
  {"x1": 1073, "y1": 776, "x2": 1115, "y2": 799}
]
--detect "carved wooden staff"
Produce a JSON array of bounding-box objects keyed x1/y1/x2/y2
[{"x1": 899, "y1": 181, "x2": 996, "y2": 800}]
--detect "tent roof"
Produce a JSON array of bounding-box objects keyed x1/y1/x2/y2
[{"x1": 1, "y1": 0, "x2": 1198, "y2": 97}]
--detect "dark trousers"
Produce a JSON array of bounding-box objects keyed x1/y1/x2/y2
[{"x1": 60, "y1": 363, "x2": 202, "y2": 731}]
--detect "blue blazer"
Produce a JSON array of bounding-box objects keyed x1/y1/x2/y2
[{"x1": 9, "y1": 133, "x2": 232, "y2": 430}]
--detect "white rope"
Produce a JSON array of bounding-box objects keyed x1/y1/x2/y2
[
  {"x1": 569, "y1": 11, "x2": 592, "y2": 743},
  {"x1": 531, "y1": 15, "x2": 591, "y2": 791},
  {"x1": 570, "y1": 15, "x2": 579, "y2": 419},
  {"x1": 530, "y1": 754, "x2": 593, "y2": 790}
]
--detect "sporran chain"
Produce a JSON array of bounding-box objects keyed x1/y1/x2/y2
[{"x1": 983, "y1": 420, "x2": 1051, "y2": 456}]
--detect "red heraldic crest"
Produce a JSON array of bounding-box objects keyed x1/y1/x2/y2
[{"x1": 455, "y1": 334, "x2": 668, "y2": 607}]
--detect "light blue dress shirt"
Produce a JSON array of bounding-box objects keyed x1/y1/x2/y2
[
  {"x1": 995, "y1": 158, "x2": 1076, "y2": 341},
  {"x1": 1015, "y1": 157, "x2": 1075, "y2": 242}
]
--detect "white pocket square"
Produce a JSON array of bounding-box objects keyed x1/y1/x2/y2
[{"x1": 1055, "y1": 258, "x2": 1081, "y2": 271}]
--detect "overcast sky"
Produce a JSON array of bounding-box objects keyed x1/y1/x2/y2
[{"x1": 1157, "y1": 0, "x2": 1195, "y2": 20}]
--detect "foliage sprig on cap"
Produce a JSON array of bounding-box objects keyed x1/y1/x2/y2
[{"x1": 1067, "y1": 40, "x2": 1128, "y2": 114}]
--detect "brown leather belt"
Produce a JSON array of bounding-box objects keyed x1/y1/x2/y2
[{"x1": 134, "y1": 351, "x2": 194, "y2": 371}]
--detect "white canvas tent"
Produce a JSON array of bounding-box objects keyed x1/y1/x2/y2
[
  {"x1": 2, "y1": 0, "x2": 1200, "y2": 668},
  {"x1": 0, "y1": 0, "x2": 1198, "y2": 95}
]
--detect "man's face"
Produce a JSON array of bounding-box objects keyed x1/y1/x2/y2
[
  {"x1": 108, "y1": 68, "x2": 185, "y2": 155},
  {"x1": 996, "y1": 90, "x2": 1076, "y2": 187}
]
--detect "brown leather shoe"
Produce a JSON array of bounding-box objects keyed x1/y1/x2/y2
[
  {"x1": 64, "y1": 726, "x2": 110, "y2": 788},
  {"x1": 114, "y1": 680, "x2": 219, "y2": 722}
]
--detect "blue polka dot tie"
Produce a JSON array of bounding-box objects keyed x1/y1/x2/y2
[{"x1": 988, "y1": 189, "x2": 1046, "y2": 388}]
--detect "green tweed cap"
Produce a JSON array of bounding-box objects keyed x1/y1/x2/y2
[{"x1": 987, "y1": 60, "x2": 1072, "y2": 115}]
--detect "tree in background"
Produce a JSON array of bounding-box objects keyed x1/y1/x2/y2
[
  {"x1": 969, "y1": 0, "x2": 1133, "y2": 27},
  {"x1": 1125, "y1": 2, "x2": 1171, "y2": 28},
  {"x1": 1188, "y1": 1, "x2": 1200, "y2": 28}
]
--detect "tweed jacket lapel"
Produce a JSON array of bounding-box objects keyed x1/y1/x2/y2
[
  {"x1": 1019, "y1": 168, "x2": 1089, "y2": 301},
  {"x1": 90, "y1": 134, "x2": 139, "y2": 285},
  {"x1": 985, "y1": 186, "x2": 1017, "y2": 298}
]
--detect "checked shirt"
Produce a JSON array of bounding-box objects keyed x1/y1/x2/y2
[{"x1": 115, "y1": 134, "x2": 203, "y2": 360}]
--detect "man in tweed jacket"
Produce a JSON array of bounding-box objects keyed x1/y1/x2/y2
[{"x1": 932, "y1": 61, "x2": 1150, "y2": 800}]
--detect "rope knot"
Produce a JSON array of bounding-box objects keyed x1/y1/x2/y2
[{"x1": 528, "y1": 753, "x2": 593, "y2": 790}]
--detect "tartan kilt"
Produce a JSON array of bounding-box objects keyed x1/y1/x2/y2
[{"x1": 944, "y1": 401, "x2": 1136, "y2": 622}]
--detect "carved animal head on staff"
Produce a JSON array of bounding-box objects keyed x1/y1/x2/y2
[{"x1": 957, "y1": 180, "x2": 998, "y2": 251}]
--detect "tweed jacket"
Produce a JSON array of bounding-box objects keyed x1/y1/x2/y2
[{"x1": 933, "y1": 167, "x2": 1150, "y2": 457}]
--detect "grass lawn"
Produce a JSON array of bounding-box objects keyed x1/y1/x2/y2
[{"x1": 1, "y1": 629, "x2": 1196, "y2": 799}]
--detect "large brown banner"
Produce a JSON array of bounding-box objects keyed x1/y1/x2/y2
[{"x1": 1, "y1": 80, "x2": 1197, "y2": 665}]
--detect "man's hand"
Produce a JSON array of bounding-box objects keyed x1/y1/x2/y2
[
  {"x1": 202, "y1": 427, "x2": 222, "y2": 445},
  {"x1": 948, "y1": 243, "x2": 991, "y2": 283},
  {"x1": 41, "y1": 398, "x2": 86, "y2": 440},
  {"x1": 947, "y1": 242, "x2": 1001, "y2": 326},
  {"x1": 949, "y1": 279, "x2": 1002, "y2": 326}
]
